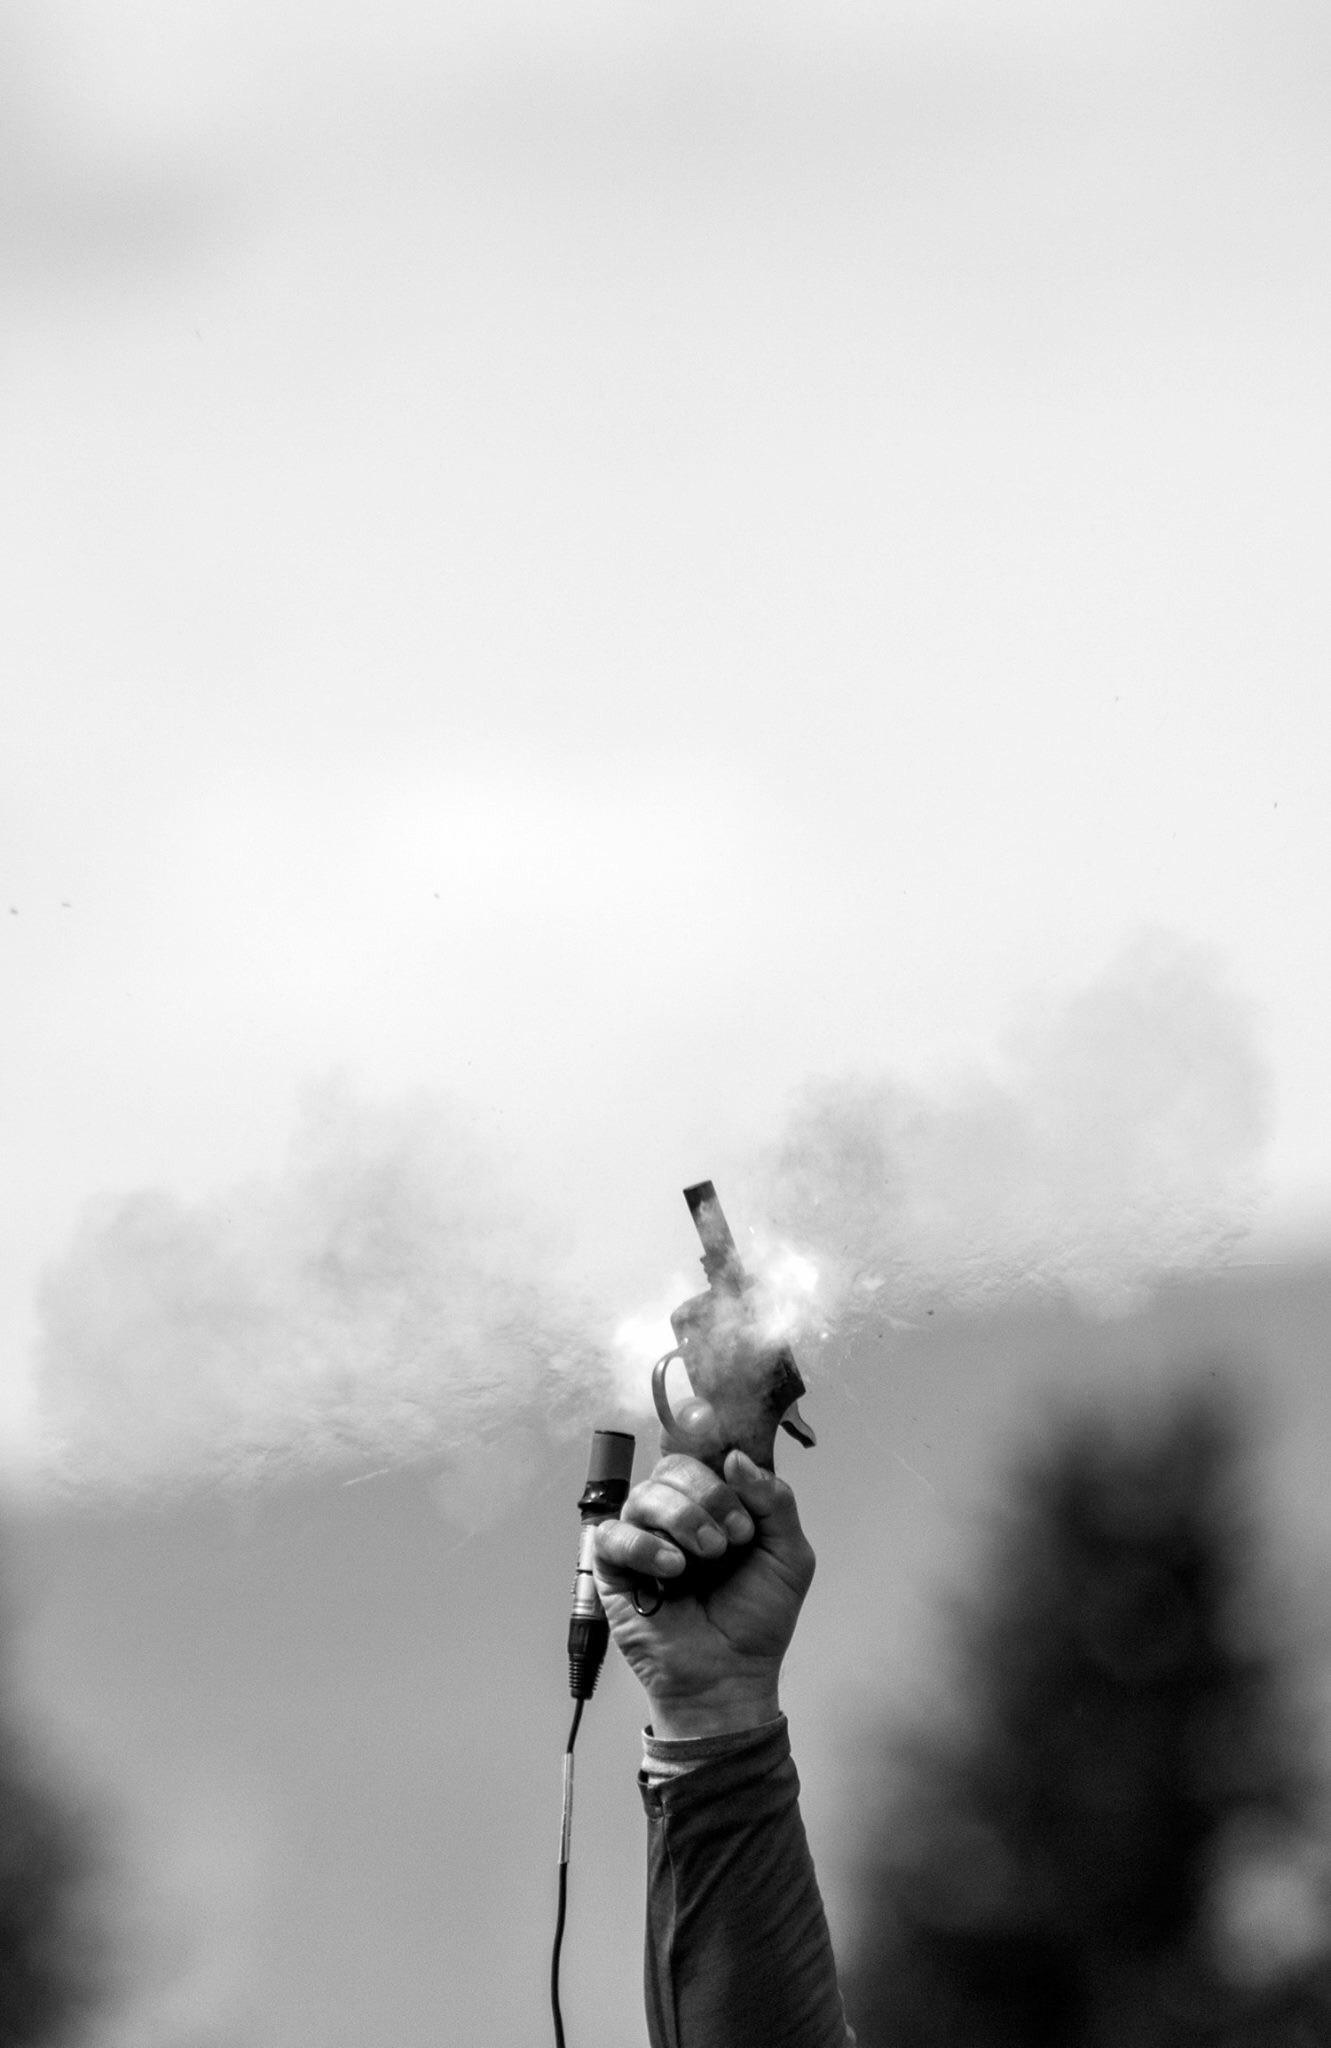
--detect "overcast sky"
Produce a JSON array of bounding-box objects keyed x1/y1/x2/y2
[{"x1": 4, "y1": 1, "x2": 1331, "y2": 1478}]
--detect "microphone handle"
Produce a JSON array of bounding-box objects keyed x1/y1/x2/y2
[
  {"x1": 567, "y1": 1436, "x2": 635, "y2": 1700},
  {"x1": 567, "y1": 1512, "x2": 613, "y2": 1700}
]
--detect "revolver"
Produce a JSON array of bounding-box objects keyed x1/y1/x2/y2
[{"x1": 651, "y1": 1180, "x2": 816, "y2": 1476}]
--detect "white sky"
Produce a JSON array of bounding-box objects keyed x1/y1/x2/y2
[{"x1": 4, "y1": 1, "x2": 1331, "y2": 1457}]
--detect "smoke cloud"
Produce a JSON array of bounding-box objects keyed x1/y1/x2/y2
[
  {"x1": 609, "y1": 933, "x2": 1270, "y2": 1408},
  {"x1": 750, "y1": 930, "x2": 1269, "y2": 1335},
  {"x1": 32, "y1": 1077, "x2": 611, "y2": 1503},
  {"x1": 30, "y1": 932, "x2": 1269, "y2": 1502}
]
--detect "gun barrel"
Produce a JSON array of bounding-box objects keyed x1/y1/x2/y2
[
  {"x1": 682, "y1": 1180, "x2": 745, "y2": 1288},
  {"x1": 683, "y1": 1180, "x2": 736, "y2": 1254}
]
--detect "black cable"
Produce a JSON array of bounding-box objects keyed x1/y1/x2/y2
[
  {"x1": 551, "y1": 1695, "x2": 585, "y2": 2048},
  {"x1": 554, "y1": 1430, "x2": 633, "y2": 2045}
]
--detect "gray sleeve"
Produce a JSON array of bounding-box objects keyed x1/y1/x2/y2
[{"x1": 638, "y1": 1716, "x2": 855, "y2": 2048}]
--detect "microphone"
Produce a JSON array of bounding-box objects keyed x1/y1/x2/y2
[{"x1": 567, "y1": 1429, "x2": 635, "y2": 1699}]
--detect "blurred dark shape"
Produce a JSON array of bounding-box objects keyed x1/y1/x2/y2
[
  {"x1": 845, "y1": 1381, "x2": 1331, "y2": 2046},
  {"x1": 0, "y1": 1556, "x2": 105, "y2": 2044}
]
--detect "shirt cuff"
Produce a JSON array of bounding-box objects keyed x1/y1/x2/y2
[{"x1": 641, "y1": 1713, "x2": 787, "y2": 1785}]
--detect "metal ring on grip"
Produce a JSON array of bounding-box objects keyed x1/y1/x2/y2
[{"x1": 632, "y1": 1578, "x2": 664, "y2": 1617}]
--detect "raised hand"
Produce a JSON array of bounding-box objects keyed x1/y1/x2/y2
[{"x1": 593, "y1": 1449, "x2": 816, "y2": 1738}]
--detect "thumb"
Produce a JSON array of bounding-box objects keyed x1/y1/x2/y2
[{"x1": 723, "y1": 1449, "x2": 814, "y2": 1574}]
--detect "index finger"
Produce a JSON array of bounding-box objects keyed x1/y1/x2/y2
[{"x1": 623, "y1": 1452, "x2": 755, "y2": 1545}]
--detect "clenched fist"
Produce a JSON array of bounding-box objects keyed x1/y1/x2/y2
[{"x1": 594, "y1": 1449, "x2": 816, "y2": 1739}]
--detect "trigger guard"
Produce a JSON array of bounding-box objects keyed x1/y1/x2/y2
[
  {"x1": 651, "y1": 1351, "x2": 685, "y2": 1436},
  {"x1": 652, "y1": 1353, "x2": 724, "y2": 1461}
]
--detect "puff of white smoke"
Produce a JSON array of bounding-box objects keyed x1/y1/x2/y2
[
  {"x1": 32, "y1": 933, "x2": 1270, "y2": 1499},
  {"x1": 32, "y1": 1078, "x2": 611, "y2": 1500},
  {"x1": 609, "y1": 1238, "x2": 829, "y2": 1425},
  {"x1": 754, "y1": 931, "x2": 1269, "y2": 1327},
  {"x1": 608, "y1": 1280, "x2": 695, "y2": 1420}
]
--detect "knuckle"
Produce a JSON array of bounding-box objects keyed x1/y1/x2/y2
[
  {"x1": 655, "y1": 1451, "x2": 699, "y2": 1484},
  {"x1": 683, "y1": 1507, "x2": 722, "y2": 1549},
  {"x1": 618, "y1": 1530, "x2": 659, "y2": 1570},
  {"x1": 625, "y1": 1480, "x2": 691, "y2": 1543},
  {"x1": 698, "y1": 1475, "x2": 738, "y2": 1519},
  {"x1": 625, "y1": 1477, "x2": 675, "y2": 1523},
  {"x1": 659, "y1": 1451, "x2": 723, "y2": 1497}
]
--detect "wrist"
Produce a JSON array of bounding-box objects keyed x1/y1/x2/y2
[{"x1": 646, "y1": 1683, "x2": 781, "y2": 1742}]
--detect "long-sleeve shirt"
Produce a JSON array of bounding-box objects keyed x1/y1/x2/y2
[{"x1": 638, "y1": 1715, "x2": 856, "y2": 2048}]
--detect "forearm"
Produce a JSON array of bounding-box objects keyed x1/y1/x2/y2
[{"x1": 639, "y1": 1717, "x2": 854, "y2": 2048}]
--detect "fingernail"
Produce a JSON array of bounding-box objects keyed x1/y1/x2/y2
[
  {"x1": 697, "y1": 1525, "x2": 726, "y2": 1557},
  {"x1": 725, "y1": 1511, "x2": 754, "y2": 1544},
  {"x1": 654, "y1": 1546, "x2": 682, "y2": 1574}
]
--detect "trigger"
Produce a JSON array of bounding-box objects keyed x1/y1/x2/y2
[{"x1": 780, "y1": 1400, "x2": 816, "y2": 1448}]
